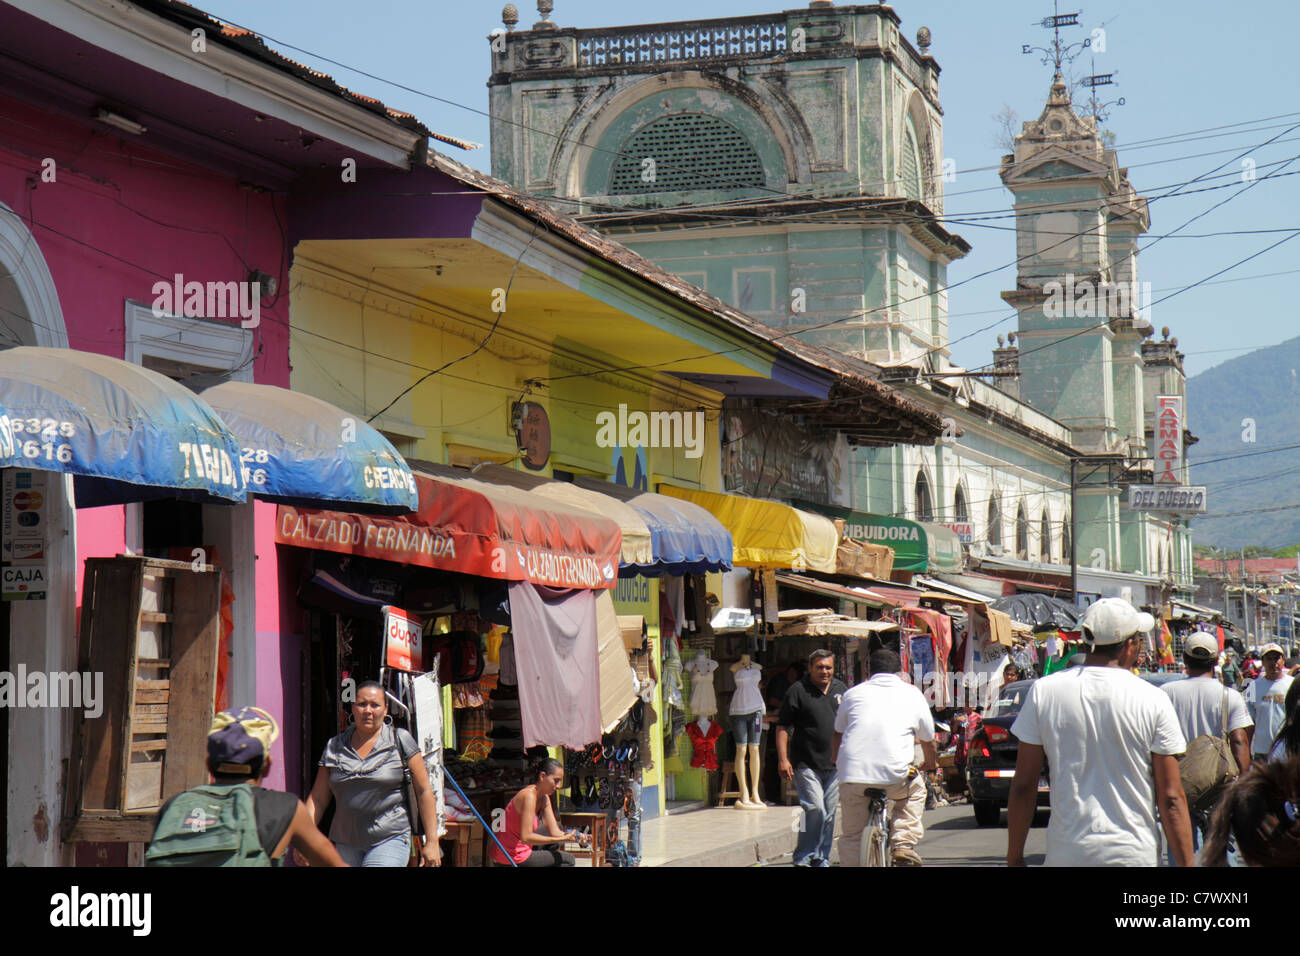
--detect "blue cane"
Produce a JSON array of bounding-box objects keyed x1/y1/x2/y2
[{"x1": 442, "y1": 767, "x2": 518, "y2": 867}]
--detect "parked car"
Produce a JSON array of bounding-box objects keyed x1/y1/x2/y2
[{"x1": 965, "y1": 679, "x2": 1050, "y2": 827}]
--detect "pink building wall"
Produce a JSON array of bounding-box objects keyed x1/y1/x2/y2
[{"x1": 1, "y1": 91, "x2": 300, "y2": 782}]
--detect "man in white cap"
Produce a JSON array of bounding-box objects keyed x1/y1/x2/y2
[
  {"x1": 1006, "y1": 598, "x2": 1194, "y2": 867},
  {"x1": 1163, "y1": 633, "x2": 1252, "y2": 845},
  {"x1": 1244, "y1": 642, "x2": 1294, "y2": 761}
]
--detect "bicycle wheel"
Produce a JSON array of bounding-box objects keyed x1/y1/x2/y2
[{"x1": 860, "y1": 819, "x2": 888, "y2": 867}]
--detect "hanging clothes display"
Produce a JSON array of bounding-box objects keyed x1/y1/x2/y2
[
  {"x1": 685, "y1": 719, "x2": 724, "y2": 771},
  {"x1": 685, "y1": 653, "x2": 719, "y2": 716},
  {"x1": 507, "y1": 582, "x2": 602, "y2": 749}
]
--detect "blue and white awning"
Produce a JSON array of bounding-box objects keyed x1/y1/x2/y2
[
  {"x1": 202, "y1": 382, "x2": 417, "y2": 514},
  {"x1": 0, "y1": 347, "x2": 245, "y2": 505}
]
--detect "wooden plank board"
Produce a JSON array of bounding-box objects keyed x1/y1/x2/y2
[
  {"x1": 124, "y1": 760, "x2": 163, "y2": 811},
  {"x1": 134, "y1": 689, "x2": 170, "y2": 704},
  {"x1": 161, "y1": 567, "x2": 221, "y2": 800},
  {"x1": 134, "y1": 679, "x2": 170, "y2": 690},
  {"x1": 75, "y1": 558, "x2": 144, "y2": 814},
  {"x1": 140, "y1": 612, "x2": 172, "y2": 624},
  {"x1": 131, "y1": 721, "x2": 168, "y2": 735},
  {"x1": 129, "y1": 739, "x2": 168, "y2": 752},
  {"x1": 68, "y1": 817, "x2": 157, "y2": 844}
]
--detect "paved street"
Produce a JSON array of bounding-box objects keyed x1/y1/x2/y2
[
  {"x1": 758, "y1": 800, "x2": 1050, "y2": 867},
  {"x1": 916, "y1": 803, "x2": 1049, "y2": 867}
]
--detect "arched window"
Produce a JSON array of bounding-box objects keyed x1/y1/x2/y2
[
  {"x1": 902, "y1": 116, "x2": 923, "y2": 201},
  {"x1": 1039, "y1": 510, "x2": 1052, "y2": 562},
  {"x1": 914, "y1": 470, "x2": 933, "y2": 522},
  {"x1": 611, "y1": 114, "x2": 765, "y2": 194},
  {"x1": 953, "y1": 485, "x2": 969, "y2": 522},
  {"x1": 987, "y1": 495, "x2": 1002, "y2": 549},
  {"x1": 1015, "y1": 504, "x2": 1029, "y2": 560}
]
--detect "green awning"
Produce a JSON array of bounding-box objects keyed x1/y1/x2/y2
[{"x1": 795, "y1": 502, "x2": 928, "y2": 572}]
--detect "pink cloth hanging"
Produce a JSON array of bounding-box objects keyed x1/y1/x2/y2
[{"x1": 507, "y1": 582, "x2": 602, "y2": 749}]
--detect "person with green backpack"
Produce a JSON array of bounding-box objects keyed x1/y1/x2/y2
[{"x1": 145, "y1": 706, "x2": 346, "y2": 867}]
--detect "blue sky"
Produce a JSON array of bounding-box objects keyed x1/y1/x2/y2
[{"x1": 201, "y1": 0, "x2": 1300, "y2": 380}]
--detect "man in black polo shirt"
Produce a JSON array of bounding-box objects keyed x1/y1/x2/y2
[{"x1": 777, "y1": 649, "x2": 848, "y2": 867}]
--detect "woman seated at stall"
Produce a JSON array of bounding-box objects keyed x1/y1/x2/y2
[{"x1": 491, "y1": 757, "x2": 588, "y2": 867}]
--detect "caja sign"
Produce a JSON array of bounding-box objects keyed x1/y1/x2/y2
[{"x1": 383, "y1": 606, "x2": 423, "y2": 673}]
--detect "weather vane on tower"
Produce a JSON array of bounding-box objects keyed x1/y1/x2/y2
[{"x1": 1023, "y1": 1, "x2": 1125, "y2": 125}]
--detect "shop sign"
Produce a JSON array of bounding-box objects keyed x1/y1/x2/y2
[
  {"x1": 1155, "y1": 395, "x2": 1183, "y2": 484},
  {"x1": 3, "y1": 469, "x2": 47, "y2": 561},
  {"x1": 513, "y1": 401, "x2": 550, "y2": 471},
  {"x1": 940, "y1": 522, "x2": 973, "y2": 544},
  {"x1": 796, "y1": 501, "x2": 928, "y2": 572},
  {"x1": 2, "y1": 563, "x2": 47, "y2": 600},
  {"x1": 275, "y1": 505, "x2": 619, "y2": 590},
  {"x1": 383, "y1": 606, "x2": 423, "y2": 672},
  {"x1": 1127, "y1": 485, "x2": 1207, "y2": 513}
]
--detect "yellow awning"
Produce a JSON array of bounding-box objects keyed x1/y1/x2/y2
[{"x1": 658, "y1": 486, "x2": 838, "y2": 573}]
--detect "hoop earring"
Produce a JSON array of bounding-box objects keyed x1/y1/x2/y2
[{"x1": 383, "y1": 715, "x2": 394, "y2": 726}]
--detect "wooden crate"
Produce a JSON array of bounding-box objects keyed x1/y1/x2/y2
[{"x1": 65, "y1": 556, "x2": 221, "y2": 843}]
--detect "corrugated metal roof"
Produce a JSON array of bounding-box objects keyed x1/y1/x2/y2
[{"x1": 133, "y1": 1, "x2": 478, "y2": 149}]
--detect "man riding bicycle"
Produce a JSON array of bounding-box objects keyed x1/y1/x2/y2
[{"x1": 833, "y1": 649, "x2": 937, "y2": 866}]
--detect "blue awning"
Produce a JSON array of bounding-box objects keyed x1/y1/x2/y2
[
  {"x1": 575, "y1": 477, "x2": 733, "y2": 576},
  {"x1": 0, "y1": 347, "x2": 245, "y2": 505},
  {"x1": 202, "y1": 382, "x2": 417, "y2": 514}
]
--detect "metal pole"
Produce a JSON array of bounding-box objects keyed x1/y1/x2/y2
[{"x1": 1070, "y1": 458, "x2": 1078, "y2": 603}]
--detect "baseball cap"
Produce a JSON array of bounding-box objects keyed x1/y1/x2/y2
[
  {"x1": 208, "y1": 706, "x2": 279, "y2": 776},
  {"x1": 1183, "y1": 633, "x2": 1219, "y2": 662},
  {"x1": 1079, "y1": 597, "x2": 1155, "y2": 646},
  {"x1": 1260, "y1": 642, "x2": 1285, "y2": 659}
]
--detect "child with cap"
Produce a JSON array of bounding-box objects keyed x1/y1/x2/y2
[{"x1": 145, "y1": 706, "x2": 346, "y2": 867}]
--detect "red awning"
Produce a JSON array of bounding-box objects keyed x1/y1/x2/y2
[{"x1": 275, "y1": 463, "x2": 622, "y2": 590}]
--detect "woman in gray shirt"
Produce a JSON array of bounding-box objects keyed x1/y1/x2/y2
[{"x1": 305, "y1": 681, "x2": 441, "y2": 867}]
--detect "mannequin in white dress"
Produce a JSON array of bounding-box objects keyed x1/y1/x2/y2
[
  {"x1": 685, "y1": 651, "x2": 719, "y2": 717},
  {"x1": 729, "y1": 654, "x2": 765, "y2": 809}
]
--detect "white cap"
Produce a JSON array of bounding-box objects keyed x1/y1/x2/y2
[{"x1": 1080, "y1": 597, "x2": 1155, "y2": 646}]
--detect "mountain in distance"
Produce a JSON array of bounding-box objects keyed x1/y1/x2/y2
[{"x1": 1185, "y1": 334, "x2": 1300, "y2": 549}]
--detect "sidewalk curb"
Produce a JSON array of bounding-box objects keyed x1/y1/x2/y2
[{"x1": 656, "y1": 824, "x2": 797, "y2": 867}]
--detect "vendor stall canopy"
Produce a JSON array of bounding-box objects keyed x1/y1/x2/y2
[
  {"x1": 0, "y1": 346, "x2": 245, "y2": 505},
  {"x1": 990, "y1": 593, "x2": 1082, "y2": 632},
  {"x1": 658, "y1": 485, "x2": 837, "y2": 573},
  {"x1": 796, "y1": 501, "x2": 961, "y2": 574},
  {"x1": 275, "y1": 459, "x2": 623, "y2": 590},
  {"x1": 202, "y1": 381, "x2": 417, "y2": 514},
  {"x1": 471, "y1": 463, "x2": 651, "y2": 567},
  {"x1": 573, "y1": 475, "x2": 732, "y2": 576}
]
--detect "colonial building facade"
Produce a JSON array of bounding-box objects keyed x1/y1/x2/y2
[{"x1": 488, "y1": 1, "x2": 1194, "y2": 602}]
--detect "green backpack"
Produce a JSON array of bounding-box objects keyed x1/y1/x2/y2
[{"x1": 144, "y1": 783, "x2": 270, "y2": 867}]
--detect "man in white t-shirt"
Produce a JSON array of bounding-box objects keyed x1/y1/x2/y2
[
  {"x1": 832, "y1": 649, "x2": 936, "y2": 866},
  {"x1": 1163, "y1": 634, "x2": 1252, "y2": 776},
  {"x1": 1244, "y1": 643, "x2": 1294, "y2": 760},
  {"x1": 1006, "y1": 598, "x2": 1193, "y2": 867}
]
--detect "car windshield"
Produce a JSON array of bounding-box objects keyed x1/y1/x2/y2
[{"x1": 985, "y1": 680, "x2": 1034, "y2": 718}]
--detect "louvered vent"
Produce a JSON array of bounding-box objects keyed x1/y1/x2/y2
[
  {"x1": 610, "y1": 114, "x2": 765, "y2": 194},
  {"x1": 902, "y1": 121, "x2": 922, "y2": 200}
]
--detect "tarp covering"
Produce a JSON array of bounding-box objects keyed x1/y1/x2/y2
[
  {"x1": 919, "y1": 522, "x2": 963, "y2": 573},
  {"x1": 509, "y1": 582, "x2": 602, "y2": 748},
  {"x1": 574, "y1": 476, "x2": 732, "y2": 576},
  {"x1": 990, "y1": 593, "x2": 1082, "y2": 631},
  {"x1": 595, "y1": 590, "x2": 638, "y2": 733},
  {"x1": 471, "y1": 463, "x2": 652, "y2": 567},
  {"x1": 0, "y1": 346, "x2": 245, "y2": 504},
  {"x1": 275, "y1": 461, "x2": 622, "y2": 590},
  {"x1": 659, "y1": 486, "x2": 837, "y2": 572},
  {"x1": 202, "y1": 382, "x2": 416, "y2": 513}
]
